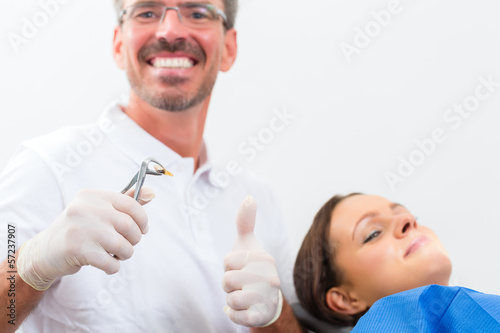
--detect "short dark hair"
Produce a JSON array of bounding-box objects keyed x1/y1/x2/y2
[
  {"x1": 293, "y1": 193, "x2": 367, "y2": 327},
  {"x1": 113, "y1": 0, "x2": 238, "y2": 30}
]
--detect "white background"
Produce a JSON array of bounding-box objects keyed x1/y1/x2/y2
[{"x1": 1, "y1": 0, "x2": 499, "y2": 297}]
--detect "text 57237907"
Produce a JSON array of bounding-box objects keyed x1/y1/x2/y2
[{"x1": 6, "y1": 224, "x2": 17, "y2": 326}]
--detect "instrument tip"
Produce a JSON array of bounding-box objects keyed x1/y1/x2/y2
[{"x1": 154, "y1": 164, "x2": 173, "y2": 177}]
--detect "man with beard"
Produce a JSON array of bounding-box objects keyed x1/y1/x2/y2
[{"x1": 0, "y1": 0, "x2": 303, "y2": 332}]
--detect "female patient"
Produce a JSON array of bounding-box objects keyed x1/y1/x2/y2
[{"x1": 293, "y1": 193, "x2": 499, "y2": 331}]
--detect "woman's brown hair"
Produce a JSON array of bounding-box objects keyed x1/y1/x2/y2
[{"x1": 293, "y1": 193, "x2": 366, "y2": 326}]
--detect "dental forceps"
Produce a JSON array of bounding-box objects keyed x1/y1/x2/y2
[{"x1": 121, "y1": 157, "x2": 173, "y2": 201}]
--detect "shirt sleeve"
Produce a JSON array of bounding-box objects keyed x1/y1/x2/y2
[{"x1": 0, "y1": 145, "x2": 65, "y2": 259}]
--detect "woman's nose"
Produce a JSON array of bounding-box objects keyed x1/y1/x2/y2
[{"x1": 394, "y1": 214, "x2": 417, "y2": 238}]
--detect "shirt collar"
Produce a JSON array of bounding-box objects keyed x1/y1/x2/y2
[{"x1": 98, "y1": 101, "x2": 221, "y2": 186}]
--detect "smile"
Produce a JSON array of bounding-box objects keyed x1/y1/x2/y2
[
  {"x1": 404, "y1": 236, "x2": 431, "y2": 258},
  {"x1": 148, "y1": 56, "x2": 196, "y2": 69},
  {"x1": 150, "y1": 57, "x2": 195, "y2": 69}
]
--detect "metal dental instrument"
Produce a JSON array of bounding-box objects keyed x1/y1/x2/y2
[{"x1": 121, "y1": 157, "x2": 173, "y2": 201}]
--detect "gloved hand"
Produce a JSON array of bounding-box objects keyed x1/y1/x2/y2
[
  {"x1": 222, "y1": 196, "x2": 283, "y2": 327},
  {"x1": 17, "y1": 187, "x2": 155, "y2": 291}
]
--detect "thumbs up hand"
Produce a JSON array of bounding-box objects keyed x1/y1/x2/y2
[{"x1": 222, "y1": 196, "x2": 283, "y2": 327}]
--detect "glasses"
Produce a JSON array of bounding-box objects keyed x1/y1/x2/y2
[{"x1": 119, "y1": 2, "x2": 228, "y2": 30}]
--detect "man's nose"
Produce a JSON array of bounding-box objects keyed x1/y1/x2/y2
[
  {"x1": 393, "y1": 213, "x2": 417, "y2": 238},
  {"x1": 155, "y1": 8, "x2": 189, "y2": 42}
]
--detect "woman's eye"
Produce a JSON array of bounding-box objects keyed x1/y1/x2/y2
[{"x1": 363, "y1": 230, "x2": 381, "y2": 244}]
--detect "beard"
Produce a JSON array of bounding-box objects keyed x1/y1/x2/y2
[{"x1": 127, "y1": 39, "x2": 218, "y2": 112}]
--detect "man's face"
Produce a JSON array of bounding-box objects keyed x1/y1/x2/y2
[
  {"x1": 329, "y1": 195, "x2": 452, "y2": 306},
  {"x1": 113, "y1": 0, "x2": 237, "y2": 112}
]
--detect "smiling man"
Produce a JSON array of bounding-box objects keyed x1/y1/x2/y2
[{"x1": 0, "y1": 1, "x2": 303, "y2": 332}]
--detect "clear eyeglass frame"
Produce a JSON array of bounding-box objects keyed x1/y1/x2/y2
[{"x1": 119, "y1": 2, "x2": 228, "y2": 30}]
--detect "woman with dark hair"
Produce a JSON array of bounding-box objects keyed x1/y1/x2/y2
[{"x1": 293, "y1": 193, "x2": 499, "y2": 332}]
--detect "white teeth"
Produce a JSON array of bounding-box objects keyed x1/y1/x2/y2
[{"x1": 152, "y1": 57, "x2": 194, "y2": 69}]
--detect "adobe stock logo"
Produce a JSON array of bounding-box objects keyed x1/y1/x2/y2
[
  {"x1": 237, "y1": 107, "x2": 297, "y2": 162},
  {"x1": 384, "y1": 74, "x2": 499, "y2": 191},
  {"x1": 7, "y1": 0, "x2": 73, "y2": 53},
  {"x1": 179, "y1": 106, "x2": 298, "y2": 217},
  {"x1": 339, "y1": 0, "x2": 405, "y2": 64},
  {"x1": 51, "y1": 118, "x2": 115, "y2": 177}
]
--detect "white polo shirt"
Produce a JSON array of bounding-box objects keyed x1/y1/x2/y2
[{"x1": 0, "y1": 103, "x2": 295, "y2": 333}]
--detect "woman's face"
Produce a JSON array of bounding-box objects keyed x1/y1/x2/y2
[{"x1": 329, "y1": 194, "x2": 452, "y2": 307}]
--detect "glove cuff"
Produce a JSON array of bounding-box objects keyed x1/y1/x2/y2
[
  {"x1": 18, "y1": 240, "x2": 54, "y2": 291},
  {"x1": 262, "y1": 289, "x2": 283, "y2": 327}
]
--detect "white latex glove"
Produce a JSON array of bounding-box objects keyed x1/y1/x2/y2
[
  {"x1": 17, "y1": 187, "x2": 155, "y2": 291},
  {"x1": 222, "y1": 196, "x2": 283, "y2": 327}
]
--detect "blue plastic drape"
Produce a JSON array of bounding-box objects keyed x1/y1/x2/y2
[{"x1": 352, "y1": 285, "x2": 500, "y2": 332}]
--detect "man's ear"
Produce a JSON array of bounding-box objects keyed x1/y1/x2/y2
[
  {"x1": 112, "y1": 26, "x2": 125, "y2": 70},
  {"x1": 326, "y1": 287, "x2": 369, "y2": 316},
  {"x1": 220, "y1": 29, "x2": 237, "y2": 72}
]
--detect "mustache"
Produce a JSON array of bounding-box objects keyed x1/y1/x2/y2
[{"x1": 138, "y1": 40, "x2": 205, "y2": 63}]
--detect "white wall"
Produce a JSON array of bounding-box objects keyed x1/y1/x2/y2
[{"x1": 1, "y1": 0, "x2": 499, "y2": 296}]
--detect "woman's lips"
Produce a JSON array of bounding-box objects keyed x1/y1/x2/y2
[{"x1": 404, "y1": 236, "x2": 431, "y2": 257}]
